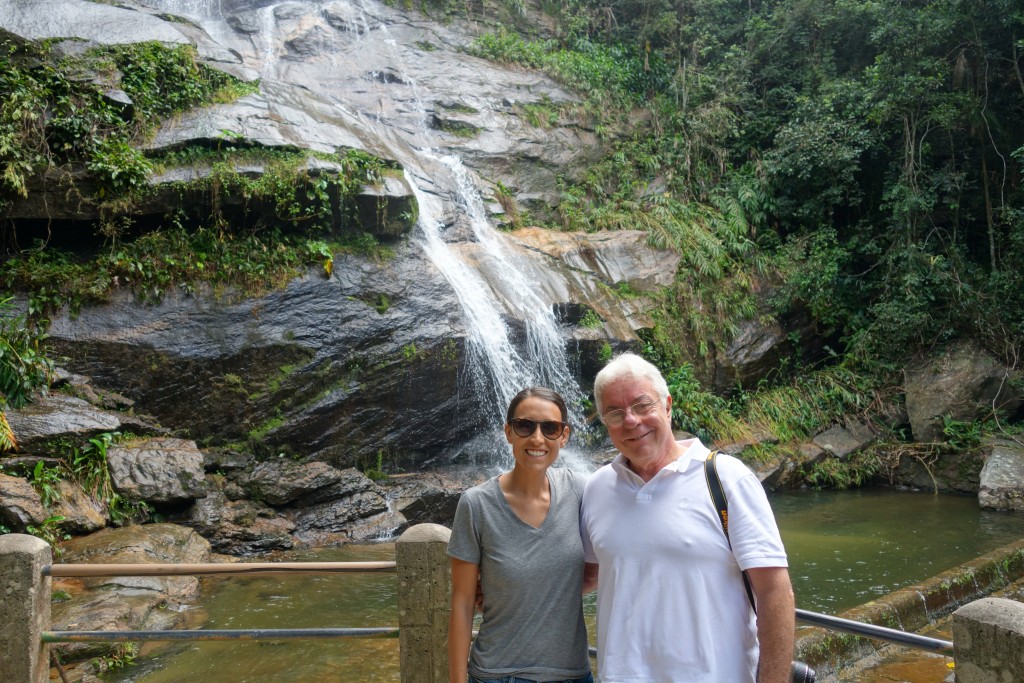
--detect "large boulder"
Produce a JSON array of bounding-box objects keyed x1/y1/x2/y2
[
  {"x1": 978, "y1": 439, "x2": 1024, "y2": 511},
  {"x1": 6, "y1": 394, "x2": 119, "y2": 453},
  {"x1": 52, "y1": 480, "x2": 108, "y2": 534},
  {"x1": 904, "y1": 341, "x2": 1024, "y2": 443},
  {"x1": 812, "y1": 420, "x2": 878, "y2": 460},
  {"x1": 0, "y1": 473, "x2": 48, "y2": 531},
  {"x1": 381, "y1": 467, "x2": 488, "y2": 528},
  {"x1": 188, "y1": 482, "x2": 297, "y2": 555},
  {"x1": 5, "y1": 391, "x2": 164, "y2": 454},
  {"x1": 242, "y1": 459, "x2": 344, "y2": 506},
  {"x1": 107, "y1": 438, "x2": 207, "y2": 505}
]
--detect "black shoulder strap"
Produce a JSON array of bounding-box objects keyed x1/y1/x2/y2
[{"x1": 703, "y1": 450, "x2": 757, "y2": 612}]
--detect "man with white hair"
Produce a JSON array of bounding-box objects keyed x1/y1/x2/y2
[{"x1": 581, "y1": 352, "x2": 796, "y2": 682}]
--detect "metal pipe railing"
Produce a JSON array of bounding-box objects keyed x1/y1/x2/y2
[
  {"x1": 44, "y1": 561, "x2": 396, "y2": 577},
  {"x1": 796, "y1": 608, "x2": 954, "y2": 654},
  {"x1": 42, "y1": 628, "x2": 399, "y2": 643}
]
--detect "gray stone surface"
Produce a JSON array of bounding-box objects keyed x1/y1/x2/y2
[
  {"x1": 6, "y1": 394, "x2": 121, "y2": 452},
  {"x1": 0, "y1": 534, "x2": 51, "y2": 683},
  {"x1": 396, "y1": 523, "x2": 452, "y2": 683},
  {"x1": 52, "y1": 480, "x2": 108, "y2": 534},
  {"x1": 0, "y1": 0, "x2": 189, "y2": 47},
  {"x1": 904, "y1": 341, "x2": 1024, "y2": 443},
  {"x1": 812, "y1": 420, "x2": 878, "y2": 459},
  {"x1": 978, "y1": 439, "x2": 1024, "y2": 510},
  {"x1": 0, "y1": 474, "x2": 48, "y2": 531},
  {"x1": 51, "y1": 524, "x2": 214, "y2": 661},
  {"x1": 107, "y1": 438, "x2": 206, "y2": 505},
  {"x1": 243, "y1": 459, "x2": 343, "y2": 506}
]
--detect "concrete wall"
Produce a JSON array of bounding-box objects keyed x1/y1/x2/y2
[{"x1": 953, "y1": 598, "x2": 1024, "y2": 682}]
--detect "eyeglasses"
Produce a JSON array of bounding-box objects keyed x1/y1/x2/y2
[
  {"x1": 508, "y1": 418, "x2": 567, "y2": 439},
  {"x1": 601, "y1": 398, "x2": 661, "y2": 426}
]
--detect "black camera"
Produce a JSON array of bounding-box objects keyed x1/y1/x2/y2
[{"x1": 790, "y1": 660, "x2": 816, "y2": 683}]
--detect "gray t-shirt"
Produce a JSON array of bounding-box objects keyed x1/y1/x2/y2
[{"x1": 447, "y1": 468, "x2": 591, "y2": 681}]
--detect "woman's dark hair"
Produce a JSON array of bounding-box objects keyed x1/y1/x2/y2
[{"x1": 505, "y1": 386, "x2": 568, "y2": 423}]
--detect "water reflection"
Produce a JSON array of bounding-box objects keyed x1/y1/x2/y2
[
  {"x1": 111, "y1": 488, "x2": 1021, "y2": 683},
  {"x1": 114, "y1": 544, "x2": 400, "y2": 683},
  {"x1": 773, "y1": 487, "x2": 1022, "y2": 612}
]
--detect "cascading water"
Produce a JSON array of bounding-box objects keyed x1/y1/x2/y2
[{"x1": 149, "y1": 0, "x2": 596, "y2": 470}]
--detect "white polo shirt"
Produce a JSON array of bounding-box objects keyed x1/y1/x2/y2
[{"x1": 580, "y1": 439, "x2": 788, "y2": 682}]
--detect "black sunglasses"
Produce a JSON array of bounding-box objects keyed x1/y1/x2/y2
[{"x1": 508, "y1": 418, "x2": 567, "y2": 439}]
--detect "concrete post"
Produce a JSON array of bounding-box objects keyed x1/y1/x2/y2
[
  {"x1": 953, "y1": 597, "x2": 1024, "y2": 682},
  {"x1": 0, "y1": 534, "x2": 52, "y2": 683},
  {"x1": 396, "y1": 523, "x2": 452, "y2": 683}
]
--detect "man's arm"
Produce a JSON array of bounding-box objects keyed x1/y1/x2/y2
[
  {"x1": 746, "y1": 566, "x2": 796, "y2": 683},
  {"x1": 448, "y1": 558, "x2": 480, "y2": 683}
]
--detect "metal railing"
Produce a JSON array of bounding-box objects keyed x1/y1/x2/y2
[
  {"x1": 796, "y1": 608, "x2": 954, "y2": 654},
  {"x1": 8, "y1": 530, "x2": 1022, "y2": 683},
  {"x1": 1, "y1": 524, "x2": 454, "y2": 683},
  {"x1": 42, "y1": 560, "x2": 400, "y2": 644}
]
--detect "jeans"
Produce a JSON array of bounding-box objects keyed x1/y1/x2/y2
[{"x1": 469, "y1": 675, "x2": 594, "y2": 683}]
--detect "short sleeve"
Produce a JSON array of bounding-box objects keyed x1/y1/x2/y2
[
  {"x1": 720, "y1": 456, "x2": 788, "y2": 571},
  {"x1": 447, "y1": 491, "x2": 482, "y2": 564}
]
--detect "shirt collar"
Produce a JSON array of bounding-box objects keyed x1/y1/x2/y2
[{"x1": 610, "y1": 438, "x2": 710, "y2": 478}]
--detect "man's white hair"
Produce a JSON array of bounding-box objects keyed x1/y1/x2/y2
[{"x1": 593, "y1": 352, "x2": 670, "y2": 413}]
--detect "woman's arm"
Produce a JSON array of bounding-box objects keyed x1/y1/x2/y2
[
  {"x1": 582, "y1": 562, "x2": 599, "y2": 594},
  {"x1": 448, "y1": 557, "x2": 480, "y2": 683}
]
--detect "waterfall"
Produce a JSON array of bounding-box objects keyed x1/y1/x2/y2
[{"x1": 146, "y1": 0, "x2": 595, "y2": 471}]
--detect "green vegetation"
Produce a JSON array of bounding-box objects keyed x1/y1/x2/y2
[
  {"x1": 0, "y1": 296, "x2": 54, "y2": 451},
  {"x1": 1, "y1": 39, "x2": 394, "y2": 322},
  {"x1": 363, "y1": 450, "x2": 390, "y2": 481},
  {"x1": 26, "y1": 514, "x2": 70, "y2": 550},
  {"x1": 0, "y1": 39, "x2": 257, "y2": 207},
  {"x1": 3, "y1": 0, "x2": 1023, "y2": 496},
  {"x1": 458, "y1": 0, "x2": 1024, "y2": 486},
  {"x1": 91, "y1": 643, "x2": 138, "y2": 674},
  {"x1": 70, "y1": 431, "x2": 150, "y2": 523},
  {"x1": 804, "y1": 454, "x2": 882, "y2": 490},
  {"x1": 29, "y1": 461, "x2": 64, "y2": 507},
  {"x1": 579, "y1": 309, "x2": 603, "y2": 328},
  {"x1": 466, "y1": 0, "x2": 1024, "y2": 369}
]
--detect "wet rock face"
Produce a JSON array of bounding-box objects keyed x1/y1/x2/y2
[{"x1": 44, "y1": 252, "x2": 478, "y2": 468}]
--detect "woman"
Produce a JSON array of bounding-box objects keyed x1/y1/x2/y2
[{"x1": 447, "y1": 387, "x2": 595, "y2": 683}]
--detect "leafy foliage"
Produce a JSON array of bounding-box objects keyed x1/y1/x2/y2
[
  {"x1": 805, "y1": 453, "x2": 881, "y2": 490},
  {"x1": 2, "y1": 226, "x2": 368, "y2": 317},
  {"x1": 665, "y1": 363, "x2": 748, "y2": 443},
  {"x1": 0, "y1": 39, "x2": 257, "y2": 209},
  {"x1": 467, "y1": 0, "x2": 1024, "y2": 388},
  {"x1": 70, "y1": 431, "x2": 148, "y2": 523},
  {"x1": 739, "y1": 366, "x2": 877, "y2": 443},
  {"x1": 0, "y1": 296, "x2": 54, "y2": 451}
]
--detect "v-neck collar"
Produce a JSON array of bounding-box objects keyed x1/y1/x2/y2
[{"x1": 492, "y1": 471, "x2": 554, "y2": 531}]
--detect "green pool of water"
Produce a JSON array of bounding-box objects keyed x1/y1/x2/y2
[
  {"x1": 774, "y1": 487, "x2": 1021, "y2": 612},
  {"x1": 110, "y1": 488, "x2": 1021, "y2": 682}
]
